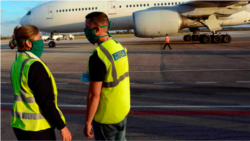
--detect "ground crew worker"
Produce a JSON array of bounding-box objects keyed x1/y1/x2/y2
[
  {"x1": 83, "y1": 12, "x2": 130, "y2": 140},
  {"x1": 163, "y1": 34, "x2": 172, "y2": 50},
  {"x1": 9, "y1": 25, "x2": 72, "y2": 141}
]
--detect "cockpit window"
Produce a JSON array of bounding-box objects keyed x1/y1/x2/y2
[{"x1": 26, "y1": 11, "x2": 31, "y2": 15}]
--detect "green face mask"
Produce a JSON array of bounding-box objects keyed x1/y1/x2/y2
[
  {"x1": 19, "y1": 39, "x2": 44, "y2": 58},
  {"x1": 84, "y1": 21, "x2": 112, "y2": 45}
]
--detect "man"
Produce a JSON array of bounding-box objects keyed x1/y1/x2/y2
[
  {"x1": 83, "y1": 12, "x2": 130, "y2": 141},
  {"x1": 163, "y1": 34, "x2": 172, "y2": 50}
]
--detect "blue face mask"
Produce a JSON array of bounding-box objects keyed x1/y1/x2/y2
[
  {"x1": 84, "y1": 21, "x2": 112, "y2": 45},
  {"x1": 19, "y1": 39, "x2": 44, "y2": 58}
]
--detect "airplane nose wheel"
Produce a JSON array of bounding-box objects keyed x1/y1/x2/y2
[{"x1": 48, "y1": 41, "x2": 56, "y2": 48}]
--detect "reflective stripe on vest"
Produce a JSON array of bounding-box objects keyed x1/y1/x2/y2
[
  {"x1": 99, "y1": 45, "x2": 129, "y2": 88},
  {"x1": 12, "y1": 110, "x2": 44, "y2": 120}
]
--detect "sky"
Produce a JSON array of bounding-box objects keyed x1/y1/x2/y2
[{"x1": 1, "y1": 0, "x2": 51, "y2": 37}]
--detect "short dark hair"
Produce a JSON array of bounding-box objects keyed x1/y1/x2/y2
[
  {"x1": 85, "y1": 12, "x2": 109, "y2": 27},
  {"x1": 166, "y1": 34, "x2": 168, "y2": 36}
]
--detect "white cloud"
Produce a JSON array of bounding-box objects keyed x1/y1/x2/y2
[
  {"x1": 1, "y1": 9, "x2": 5, "y2": 13},
  {"x1": 25, "y1": 7, "x2": 30, "y2": 11},
  {"x1": 1, "y1": 17, "x2": 22, "y2": 27}
]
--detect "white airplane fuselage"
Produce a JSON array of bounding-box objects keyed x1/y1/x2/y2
[{"x1": 20, "y1": 1, "x2": 250, "y2": 34}]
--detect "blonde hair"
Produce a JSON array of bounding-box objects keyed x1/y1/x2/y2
[{"x1": 9, "y1": 25, "x2": 39, "y2": 51}]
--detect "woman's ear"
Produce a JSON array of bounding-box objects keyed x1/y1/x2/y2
[{"x1": 25, "y1": 40, "x2": 32, "y2": 50}]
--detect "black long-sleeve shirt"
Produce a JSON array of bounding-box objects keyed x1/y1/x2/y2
[{"x1": 28, "y1": 61, "x2": 65, "y2": 130}]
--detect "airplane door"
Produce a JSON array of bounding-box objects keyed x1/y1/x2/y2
[
  {"x1": 108, "y1": 1, "x2": 116, "y2": 15},
  {"x1": 46, "y1": 6, "x2": 53, "y2": 19}
]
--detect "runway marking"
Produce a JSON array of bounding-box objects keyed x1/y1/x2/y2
[
  {"x1": 1, "y1": 103, "x2": 250, "y2": 109},
  {"x1": 154, "y1": 82, "x2": 174, "y2": 85},
  {"x1": 2, "y1": 69, "x2": 250, "y2": 74},
  {"x1": 196, "y1": 82, "x2": 217, "y2": 84},
  {"x1": 1, "y1": 82, "x2": 7, "y2": 84},
  {"x1": 56, "y1": 83, "x2": 69, "y2": 85},
  {"x1": 237, "y1": 81, "x2": 250, "y2": 83},
  {"x1": 1, "y1": 107, "x2": 249, "y2": 116},
  {"x1": 129, "y1": 68, "x2": 250, "y2": 73}
]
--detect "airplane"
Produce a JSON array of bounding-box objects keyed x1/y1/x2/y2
[{"x1": 20, "y1": 0, "x2": 250, "y2": 47}]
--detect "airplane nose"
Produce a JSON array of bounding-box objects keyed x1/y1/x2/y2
[
  {"x1": 20, "y1": 15, "x2": 28, "y2": 25},
  {"x1": 20, "y1": 16, "x2": 25, "y2": 25}
]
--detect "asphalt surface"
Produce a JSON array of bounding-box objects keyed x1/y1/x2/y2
[{"x1": 1, "y1": 31, "x2": 250, "y2": 140}]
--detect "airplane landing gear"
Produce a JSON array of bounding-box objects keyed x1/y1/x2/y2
[
  {"x1": 221, "y1": 35, "x2": 232, "y2": 43},
  {"x1": 211, "y1": 35, "x2": 221, "y2": 43},
  {"x1": 183, "y1": 33, "x2": 232, "y2": 44},
  {"x1": 48, "y1": 41, "x2": 56, "y2": 48},
  {"x1": 199, "y1": 35, "x2": 211, "y2": 44},
  {"x1": 48, "y1": 32, "x2": 56, "y2": 48},
  {"x1": 192, "y1": 35, "x2": 199, "y2": 41},
  {"x1": 183, "y1": 35, "x2": 192, "y2": 41}
]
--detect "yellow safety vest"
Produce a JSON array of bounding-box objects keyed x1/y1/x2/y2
[
  {"x1": 11, "y1": 52, "x2": 65, "y2": 131},
  {"x1": 88, "y1": 39, "x2": 130, "y2": 124}
]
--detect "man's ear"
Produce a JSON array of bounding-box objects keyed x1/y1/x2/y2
[
  {"x1": 25, "y1": 40, "x2": 32, "y2": 50},
  {"x1": 94, "y1": 27, "x2": 101, "y2": 36}
]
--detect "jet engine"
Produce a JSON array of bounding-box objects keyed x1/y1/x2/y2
[{"x1": 133, "y1": 10, "x2": 188, "y2": 37}]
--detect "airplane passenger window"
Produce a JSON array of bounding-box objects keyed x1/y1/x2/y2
[
  {"x1": 69, "y1": 9, "x2": 71, "y2": 12},
  {"x1": 85, "y1": 8, "x2": 87, "y2": 10},
  {"x1": 89, "y1": 7, "x2": 91, "y2": 10},
  {"x1": 140, "y1": 4, "x2": 142, "y2": 7},
  {"x1": 75, "y1": 8, "x2": 77, "y2": 11},
  {"x1": 157, "y1": 3, "x2": 159, "y2": 6},
  {"x1": 161, "y1": 3, "x2": 163, "y2": 6},
  {"x1": 172, "y1": 2, "x2": 174, "y2": 5},
  {"x1": 119, "y1": 5, "x2": 121, "y2": 8},
  {"x1": 95, "y1": 7, "x2": 97, "y2": 10},
  {"x1": 66, "y1": 9, "x2": 68, "y2": 12},
  {"x1": 79, "y1": 8, "x2": 81, "y2": 11},
  {"x1": 154, "y1": 3, "x2": 156, "y2": 6},
  {"x1": 144, "y1": 4, "x2": 146, "y2": 7},
  {"x1": 82, "y1": 8, "x2": 84, "y2": 10},
  {"x1": 175, "y1": 2, "x2": 177, "y2": 5},
  {"x1": 130, "y1": 5, "x2": 132, "y2": 7},
  {"x1": 59, "y1": 10, "x2": 61, "y2": 12},
  {"x1": 168, "y1": 3, "x2": 170, "y2": 5},
  {"x1": 137, "y1": 4, "x2": 139, "y2": 7},
  {"x1": 72, "y1": 9, "x2": 74, "y2": 11},
  {"x1": 56, "y1": 10, "x2": 58, "y2": 12},
  {"x1": 92, "y1": 7, "x2": 94, "y2": 10},
  {"x1": 63, "y1": 10, "x2": 64, "y2": 12},
  {"x1": 133, "y1": 5, "x2": 135, "y2": 7},
  {"x1": 147, "y1": 4, "x2": 149, "y2": 6},
  {"x1": 126, "y1": 5, "x2": 128, "y2": 8},
  {"x1": 113, "y1": 6, "x2": 115, "y2": 8}
]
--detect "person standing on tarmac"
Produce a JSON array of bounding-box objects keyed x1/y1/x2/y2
[
  {"x1": 83, "y1": 12, "x2": 131, "y2": 140},
  {"x1": 9, "y1": 25, "x2": 72, "y2": 141},
  {"x1": 163, "y1": 34, "x2": 172, "y2": 50}
]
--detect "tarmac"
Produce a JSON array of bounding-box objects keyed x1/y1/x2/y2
[{"x1": 1, "y1": 31, "x2": 250, "y2": 140}]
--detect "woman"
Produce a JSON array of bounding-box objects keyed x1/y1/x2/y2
[{"x1": 9, "y1": 25, "x2": 72, "y2": 141}]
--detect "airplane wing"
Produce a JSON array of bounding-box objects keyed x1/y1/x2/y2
[{"x1": 183, "y1": 0, "x2": 249, "y2": 7}]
